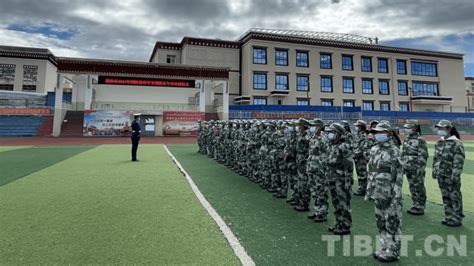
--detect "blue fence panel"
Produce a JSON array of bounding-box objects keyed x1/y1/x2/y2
[{"x1": 47, "y1": 92, "x2": 73, "y2": 106}]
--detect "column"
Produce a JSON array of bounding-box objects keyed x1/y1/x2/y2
[
  {"x1": 222, "y1": 81, "x2": 229, "y2": 120},
  {"x1": 52, "y1": 74, "x2": 64, "y2": 137}
]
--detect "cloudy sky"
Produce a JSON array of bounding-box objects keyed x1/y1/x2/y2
[{"x1": 1, "y1": 0, "x2": 473, "y2": 75}]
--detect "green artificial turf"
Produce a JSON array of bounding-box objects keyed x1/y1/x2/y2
[
  {"x1": 168, "y1": 144, "x2": 474, "y2": 265},
  {"x1": 0, "y1": 146, "x2": 28, "y2": 152},
  {"x1": 0, "y1": 146, "x2": 96, "y2": 186},
  {"x1": 0, "y1": 145, "x2": 239, "y2": 264}
]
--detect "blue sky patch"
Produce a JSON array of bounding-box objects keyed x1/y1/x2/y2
[{"x1": 7, "y1": 23, "x2": 77, "y2": 40}]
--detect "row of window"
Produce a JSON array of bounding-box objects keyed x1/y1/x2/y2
[
  {"x1": 253, "y1": 72, "x2": 439, "y2": 96},
  {"x1": 253, "y1": 47, "x2": 438, "y2": 77},
  {"x1": 252, "y1": 97, "x2": 410, "y2": 111},
  {"x1": 0, "y1": 64, "x2": 38, "y2": 91}
]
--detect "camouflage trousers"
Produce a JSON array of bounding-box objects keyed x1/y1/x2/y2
[
  {"x1": 375, "y1": 197, "x2": 402, "y2": 259},
  {"x1": 406, "y1": 169, "x2": 427, "y2": 210},
  {"x1": 286, "y1": 162, "x2": 298, "y2": 199},
  {"x1": 296, "y1": 160, "x2": 310, "y2": 206},
  {"x1": 308, "y1": 171, "x2": 329, "y2": 218},
  {"x1": 437, "y1": 174, "x2": 464, "y2": 223},
  {"x1": 328, "y1": 175, "x2": 352, "y2": 230},
  {"x1": 271, "y1": 157, "x2": 286, "y2": 190},
  {"x1": 354, "y1": 156, "x2": 368, "y2": 191},
  {"x1": 258, "y1": 146, "x2": 271, "y2": 183}
]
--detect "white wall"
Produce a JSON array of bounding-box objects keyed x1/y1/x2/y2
[{"x1": 0, "y1": 57, "x2": 57, "y2": 93}]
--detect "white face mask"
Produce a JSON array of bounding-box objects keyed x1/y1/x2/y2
[
  {"x1": 404, "y1": 128, "x2": 413, "y2": 135},
  {"x1": 437, "y1": 130, "x2": 448, "y2": 137},
  {"x1": 375, "y1": 133, "x2": 389, "y2": 143},
  {"x1": 309, "y1": 126, "x2": 318, "y2": 133},
  {"x1": 327, "y1": 132, "x2": 336, "y2": 140}
]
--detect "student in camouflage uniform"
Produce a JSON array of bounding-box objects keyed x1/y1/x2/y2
[
  {"x1": 325, "y1": 123, "x2": 353, "y2": 235},
  {"x1": 306, "y1": 119, "x2": 329, "y2": 222},
  {"x1": 365, "y1": 122, "x2": 403, "y2": 262},
  {"x1": 433, "y1": 119, "x2": 465, "y2": 227},
  {"x1": 293, "y1": 118, "x2": 311, "y2": 211},
  {"x1": 353, "y1": 120, "x2": 370, "y2": 196},
  {"x1": 284, "y1": 121, "x2": 298, "y2": 205},
  {"x1": 270, "y1": 121, "x2": 287, "y2": 197},
  {"x1": 259, "y1": 121, "x2": 274, "y2": 189},
  {"x1": 402, "y1": 121, "x2": 428, "y2": 215}
]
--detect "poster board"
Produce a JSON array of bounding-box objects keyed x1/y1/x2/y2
[
  {"x1": 83, "y1": 110, "x2": 132, "y2": 136},
  {"x1": 162, "y1": 111, "x2": 203, "y2": 136}
]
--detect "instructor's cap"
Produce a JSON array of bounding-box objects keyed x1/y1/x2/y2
[{"x1": 435, "y1": 119, "x2": 453, "y2": 128}]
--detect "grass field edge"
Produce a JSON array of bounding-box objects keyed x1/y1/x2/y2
[{"x1": 163, "y1": 145, "x2": 255, "y2": 266}]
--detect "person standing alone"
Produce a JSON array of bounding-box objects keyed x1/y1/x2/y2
[{"x1": 131, "y1": 114, "x2": 141, "y2": 162}]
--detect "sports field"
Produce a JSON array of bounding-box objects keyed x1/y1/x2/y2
[{"x1": 1, "y1": 142, "x2": 473, "y2": 265}]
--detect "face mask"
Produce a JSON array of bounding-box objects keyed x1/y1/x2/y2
[
  {"x1": 437, "y1": 130, "x2": 448, "y2": 137},
  {"x1": 284, "y1": 128, "x2": 293, "y2": 134},
  {"x1": 354, "y1": 127, "x2": 360, "y2": 132},
  {"x1": 295, "y1": 127, "x2": 300, "y2": 132},
  {"x1": 404, "y1": 129, "x2": 413, "y2": 135},
  {"x1": 327, "y1": 132, "x2": 336, "y2": 140},
  {"x1": 309, "y1": 126, "x2": 318, "y2": 133},
  {"x1": 375, "y1": 133, "x2": 389, "y2": 143}
]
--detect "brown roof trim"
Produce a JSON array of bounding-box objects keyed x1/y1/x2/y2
[
  {"x1": 239, "y1": 32, "x2": 464, "y2": 60},
  {"x1": 149, "y1": 37, "x2": 240, "y2": 62},
  {"x1": 57, "y1": 57, "x2": 229, "y2": 79},
  {"x1": 0, "y1": 45, "x2": 58, "y2": 66}
]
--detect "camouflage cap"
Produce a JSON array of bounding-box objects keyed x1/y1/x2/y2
[
  {"x1": 354, "y1": 119, "x2": 367, "y2": 127},
  {"x1": 371, "y1": 122, "x2": 392, "y2": 133},
  {"x1": 435, "y1": 119, "x2": 453, "y2": 128},
  {"x1": 325, "y1": 122, "x2": 346, "y2": 134},
  {"x1": 298, "y1": 118, "x2": 310, "y2": 126},
  {"x1": 403, "y1": 120, "x2": 419, "y2": 129},
  {"x1": 311, "y1": 118, "x2": 324, "y2": 126}
]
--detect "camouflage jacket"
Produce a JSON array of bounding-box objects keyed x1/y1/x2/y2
[
  {"x1": 307, "y1": 134, "x2": 328, "y2": 173},
  {"x1": 352, "y1": 131, "x2": 369, "y2": 159},
  {"x1": 432, "y1": 136, "x2": 465, "y2": 179},
  {"x1": 270, "y1": 130, "x2": 286, "y2": 159},
  {"x1": 295, "y1": 131, "x2": 310, "y2": 162},
  {"x1": 366, "y1": 142, "x2": 404, "y2": 203},
  {"x1": 326, "y1": 139, "x2": 353, "y2": 179},
  {"x1": 401, "y1": 133, "x2": 428, "y2": 173},
  {"x1": 283, "y1": 131, "x2": 297, "y2": 162}
]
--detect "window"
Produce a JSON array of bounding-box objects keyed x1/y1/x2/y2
[
  {"x1": 297, "y1": 98, "x2": 309, "y2": 106},
  {"x1": 253, "y1": 73, "x2": 267, "y2": 90},
  {"x1": 166, "y1": 55, "x2": 176, "y2": 64},
  {"x1": 253, "y1": 97, "x2": 267, "y2": 105},
  {"x1": 296, "y1": 51, "x2": 309, "y2": 67},
  {"x1": 343, "y1": 77, "x2": 354, "y2": 94},
  {"x1": 397, "y1": 59, "x2": 407, "y2": 75},
  {"x1": 411, "y1": 61, "x2": 437, "y2": 76},
  {"x1": 22, "y1": 65, "x2": 38, "y2": 92},
  {"x1": 412, "y1": 81, "x2": 439, "y2": 96},
  {"x1": 361, "y1": 56, "x2": 372, "y2": 72},
  {"x1": 379, "y1": 80, "x2": 390, "y2": 95},
  {"x1": 362, "y1": 101, "x2": 374, "y2": 111},
  {"x1": 362, "y1": 78, "x2": 373, "y2": 94},
  {"x1": 275, "y1": 49, "x2": 288, "y2": 66},
  {"x1": 320, "y1": 53, "x2": 332, "y2": 69},
  {"x1": 296, "y1": 75, "x2": 309, "y2": 91},
  {"x1": 0, "y1": 64, "x2": 15, "y2": 91},
  {"x1": 399, "y1": 102, "x2": 410, "y2": 112},
  {"x1": 380, "y1": 101, "x2": 391, "y2": 111},
  {"x1": 275, "y1": 74, "x2": 289, "y2": 90},
  {"x1": 398, "y1": 81, "x2": 408, "y2": 96},
  {"x1": 471, "y1": 82, "x2": 474, "y2": 93},
  {"x1": 321, "y1": 99, "x2": 333, "y2": 106},
  {"x1": 378, "y1": 58, "x2": 389, "y2": 73},
  {"x1": 342, "y1": 55, "x2": 353, "y2": 71},
  {"x1": 343, "y1": 100, "x2": 355, "y2": 107},
  {"x1": 320, "y1": 76, "x2": 333, "y2": 92},
  {"x1": 253, "y1": 47, "x2": 267, "y2": 64}
]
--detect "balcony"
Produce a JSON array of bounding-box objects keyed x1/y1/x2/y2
[
  {"x1": 411, "y1": 95, "x2": 453, "y2": 105},
  {"x1": 270, "y1": 89, "x2": 289, "y2": 96},
  {"x1": 233, "y1": 95, "x2": 251, "y2": 104}
]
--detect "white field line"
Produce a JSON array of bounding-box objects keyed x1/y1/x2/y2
[{"x1": 163, "y1": 145, "x2": 255, "y2": 266}]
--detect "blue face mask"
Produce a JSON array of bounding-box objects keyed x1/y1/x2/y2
[
  {"x1": 309, "y1": 126, "x2": 319, "y2": 133},
  {"x1": 285, "y1": 128, "x2": 294, "y2": 134},
  {"x1": 437, "y1": 130, "x2": 448, "y2": 137},
  {"x1": 375, "y1": 133, "x2": 389, "y2": 143}
]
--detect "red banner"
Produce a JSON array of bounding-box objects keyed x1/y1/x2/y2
[
  {"x1": 0, "y1": 107, "x2": 51, "y2": 115},
  {"x1": 162, "y1": 111, "x2": 204, "y2": 136},
  {"x1": 252, "y1": 112, "x2": 315, "y2": 119}
]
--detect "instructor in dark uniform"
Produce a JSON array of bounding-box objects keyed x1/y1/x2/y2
[{"x1": 131, "y1": 113, "x2": 141, "y2": 161}]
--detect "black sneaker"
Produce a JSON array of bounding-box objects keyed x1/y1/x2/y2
[{"x1": 353, "y1": 189, "x2": 366, "y2": 196}]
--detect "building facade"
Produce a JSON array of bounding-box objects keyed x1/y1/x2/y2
[{"x1": 150, "y1": 29, "x2": 467, "y2": 112}]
